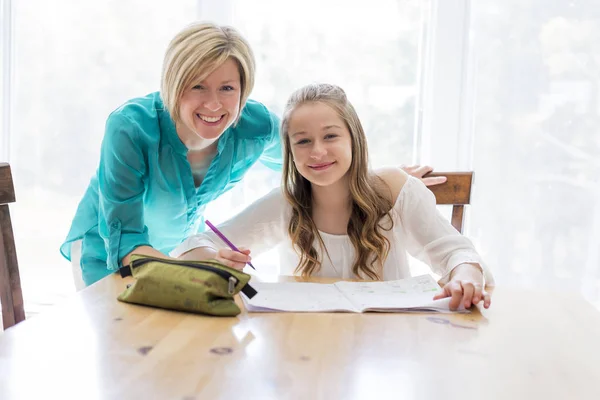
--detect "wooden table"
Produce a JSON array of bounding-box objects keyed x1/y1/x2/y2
[{"x1": 1, "y1": 274, "x2": 600, "y2": 400}]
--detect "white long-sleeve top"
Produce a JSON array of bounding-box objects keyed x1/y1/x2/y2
[{"x1": 171, "y1": 177, "x2": 494, "y2": 285}]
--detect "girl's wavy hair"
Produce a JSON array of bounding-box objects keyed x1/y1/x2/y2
[{"x1": 281, "y1": 83, "x2": 394, "y2": 280}]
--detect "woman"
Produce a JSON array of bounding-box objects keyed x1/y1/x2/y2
[
  {"x1": 61, "y1": 22, "x2": 283, "y2": 287},
  {"x1": 173, "y1": 83, "x2": 493, "y2": 310},
  {"x1": 61, "y1": 22, "x2": 441, "y2": 288}
]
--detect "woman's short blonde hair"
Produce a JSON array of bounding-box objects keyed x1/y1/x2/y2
[{"x1": 161, "y1": 22, "x2": 255, "y2": 123}]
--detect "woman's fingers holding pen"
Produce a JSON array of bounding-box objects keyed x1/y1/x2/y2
[{"x1": 216, "y1": 248, "x2": 252, "y2": 270}]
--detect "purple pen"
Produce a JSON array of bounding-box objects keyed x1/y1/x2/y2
[{"x1": 204, "y1": 219, "x2": 256, "y2": 270}]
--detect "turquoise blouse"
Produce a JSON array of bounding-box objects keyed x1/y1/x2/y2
[{"x1": 60, "y1": 92, "x2": 282, "y2": 285}]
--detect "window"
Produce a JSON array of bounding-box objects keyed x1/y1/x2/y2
[
  {"x1": 7, "y1": 0, "x2": 199, "y2": 313},
  {"x1": 5, "y1": 0, "x2": 597, "y2": 313},
  {"x1": 467, "y1": 0, "x2": 600, "y2": 306}
]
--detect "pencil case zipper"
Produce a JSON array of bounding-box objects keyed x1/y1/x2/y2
[{"x1": 120, "y1": 257, "x2": 252, "y2": 296}]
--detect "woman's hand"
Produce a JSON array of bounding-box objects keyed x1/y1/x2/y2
[
  {"x1": 400, "y1": 164, "x2": 447, "y2": 187},
  {"x1": 213, "y1": 247, "x2": 252, "y2": 271},
  {"x1": 433, "y1": 263, "x2": 491, "y2": 310}
]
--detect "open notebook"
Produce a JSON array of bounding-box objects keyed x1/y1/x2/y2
[{"x1": 241, "y1": 275, "x2": 468, "y2": 313}]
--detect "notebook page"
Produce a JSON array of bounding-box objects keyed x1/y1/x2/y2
[
  {"x1": 241, "y1": 282, "x2": 359, "y2": 313},
  {"x1": 334, "y1": 275, "x2": 466, "y2": 313}
]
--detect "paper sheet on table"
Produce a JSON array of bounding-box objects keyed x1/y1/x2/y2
[{"x1": 241, "y1": 275, "x2": 467, "y2": 313}]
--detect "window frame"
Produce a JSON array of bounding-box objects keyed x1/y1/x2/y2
[{"x1": 417, "y1": 0, "x2": 474, "y2": 170}]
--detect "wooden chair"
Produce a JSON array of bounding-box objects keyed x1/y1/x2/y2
[
  {"x1": 425, "y1": 171, "x2": 473, "y2": 234},
  {"x1": 0, "y1": 162, "x2": 25, "y2": 330}
]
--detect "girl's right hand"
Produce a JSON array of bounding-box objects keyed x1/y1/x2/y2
[{"x1": 215, "y1": 247, "x2": 252, "y2": 270}]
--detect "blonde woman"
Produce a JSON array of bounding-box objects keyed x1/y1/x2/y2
[
  {"x1": 173, "y1": 83, "x2": 494, "y2": 310},
  {"x1": 61, "y1": 22, "x2": 281, "y2": 287}
]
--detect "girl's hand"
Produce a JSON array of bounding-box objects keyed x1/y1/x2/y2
[
  {"x1": 214, "y1": 247, "x2": 252, "y2": 271},
  {"x1": 433, "y1": 263, "x2": 491, "y2": 310}
]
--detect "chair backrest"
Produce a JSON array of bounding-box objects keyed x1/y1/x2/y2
[
  {"x1": 425, "y1": 171, "x2": 473, "y2": 234},
  {"x1": 0, "y1": 162, "x2": 25, "y2": 330}
]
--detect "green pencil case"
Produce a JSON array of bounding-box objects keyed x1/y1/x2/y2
[{"x1": 117, "y1": 254, "x2": 257, "y2": 317}]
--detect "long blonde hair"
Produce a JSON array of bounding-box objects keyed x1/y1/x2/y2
[{"x1": 281, "y1": 83, "x2": 394, "y2": 280}]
